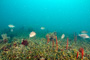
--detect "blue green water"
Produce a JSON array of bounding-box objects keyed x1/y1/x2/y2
[
  {"x1": 0, "y1": 1, "x2": 90, "y2": 59},
  {"x1": 0, "y1": 0, "x2": 90, "y2": 34}
]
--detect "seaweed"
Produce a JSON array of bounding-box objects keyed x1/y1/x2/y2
[{"x1": 0, "y1": 32, "x2": 90, "y2": 60}]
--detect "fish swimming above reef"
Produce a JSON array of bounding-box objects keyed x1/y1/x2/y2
[
  {"x1": 61, "y1": 34, "x2": 65, "y2": 39},
  {"x1": 8, "y1": 24, "x2": 15, "y2": 28},
  {"x1": 41, "y1": 27, "x2": 45, "y2": 30},
  {"x1": 8, "y1": 24, "x2": 15, "y2": 32},
  {"x1": 29, "y1": 31, "x2": 36, "y2": 37},
  {"x1": 78, "y1": 34, "x2": 89, "y2": 39}
]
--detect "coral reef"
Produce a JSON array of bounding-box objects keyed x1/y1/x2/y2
[
  {"x1": 0, "y1": 32, "x2": 90, "y2": 60},
  {"x1": 1, "y1": 34, "x2": 10, "y2": 40}
]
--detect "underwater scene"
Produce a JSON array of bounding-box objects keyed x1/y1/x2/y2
[{"x1": 0, "y1": 0, "x2": 90, "y2": 60}]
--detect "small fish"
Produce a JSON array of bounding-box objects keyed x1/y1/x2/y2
[
  {"x1": 79, "y1": 34, "x2": 89, "y2": 38},
  {"x1": 29, "y1": 31, "x2": 36, "y2": 37},
  {"x1": 41, "y1": 27, "x2": 45, "y2": 30},
  {"x1": 61, "y1": 34, "x2": 65, "y2": 39},
  {"x1": 8, "y1": 24, "x2": 15, "y2": 28}
]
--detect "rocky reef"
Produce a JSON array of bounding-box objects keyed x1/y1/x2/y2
[{"x1": 0, "y1": 32, "x2": 90, "y2": 60}]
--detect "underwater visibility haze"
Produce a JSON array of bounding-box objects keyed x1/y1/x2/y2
[{"x1": 0, "y1": 0, "x2": 90, "y2": 60}]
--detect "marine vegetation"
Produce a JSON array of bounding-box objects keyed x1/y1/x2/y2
[{"x1": 0, "y1": 32, "x2": 90, "y2": 60}]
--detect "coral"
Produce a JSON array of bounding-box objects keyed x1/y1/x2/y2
[
  {"x1": 55, "y1": 36, "x2": 58, "y2": 51},
  {"x1": 46, "y1": 32, "x2": 58, "y2": 51},
  {"x1": 66, "y1": 38, "x2": 68, "y2": 50},
  {"x1": 76, "y1": 51, "x2": 79, "y2": 59},
  {"x1": 46, "y1": 34, "x2": 50, "y2": 44},
  {"x1": 21, "y1": 39, "x2": 29, "y2": 46},
  {"x1": 1, "y1": 34, "x2": 10, "y2": 40},
  {"x1": 79, "y1": 48, "x2": 84, "y2": 59}
]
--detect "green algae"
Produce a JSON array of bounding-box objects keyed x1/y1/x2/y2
[{"x1": 0, "y1": 36, "x2": 90, "y2": 60}]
